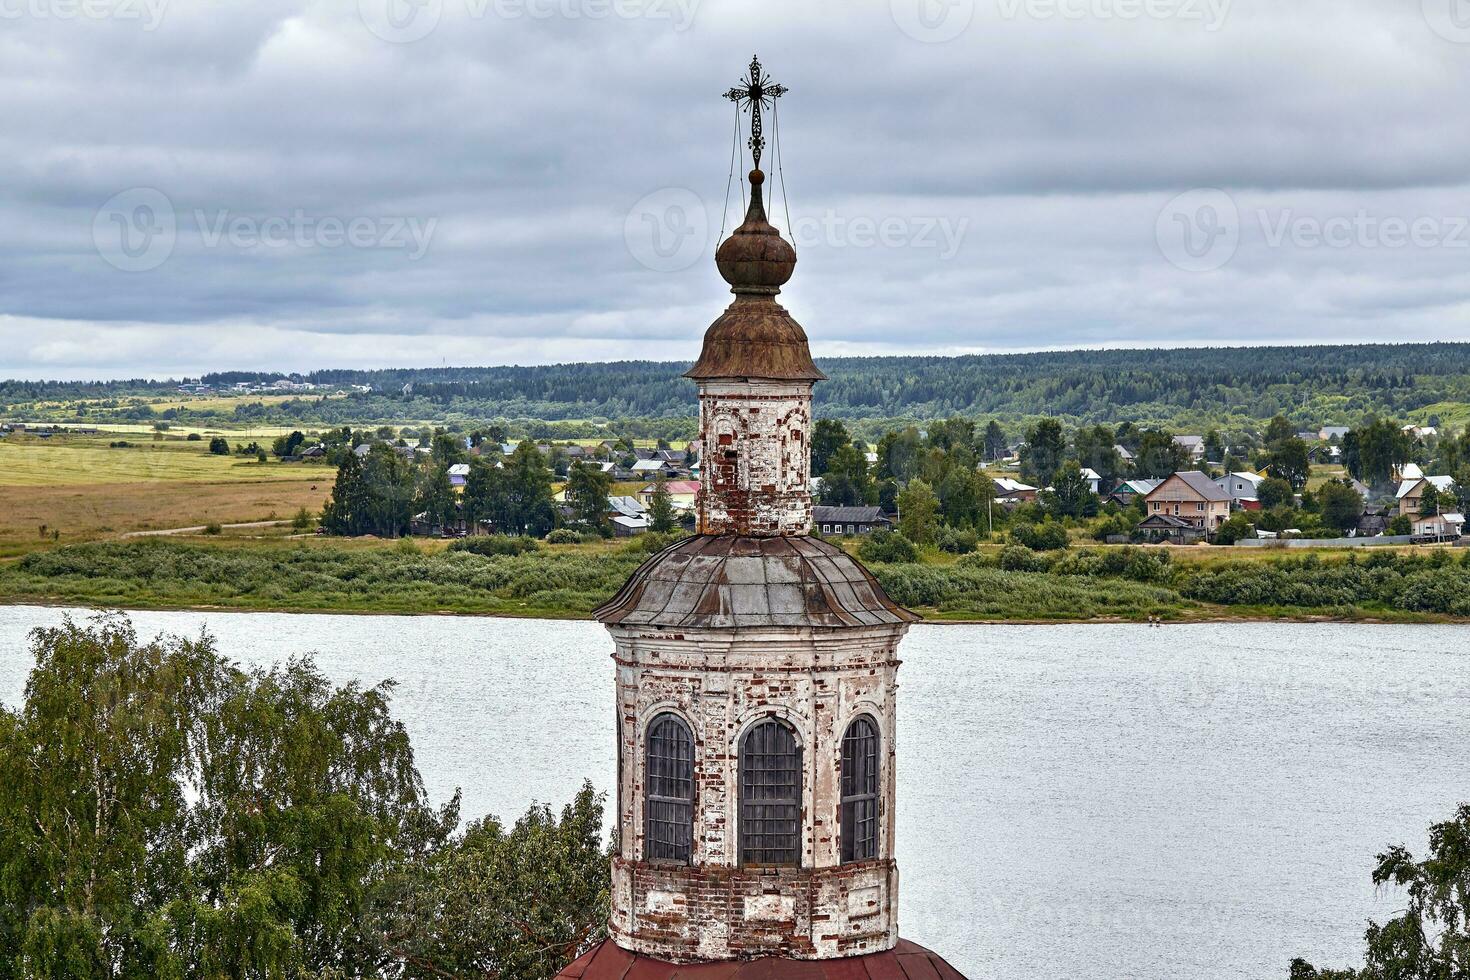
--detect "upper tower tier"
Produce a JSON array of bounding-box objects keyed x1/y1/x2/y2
[{"x1": 688, "y1": 176, "x2": 822, "y2": 536}]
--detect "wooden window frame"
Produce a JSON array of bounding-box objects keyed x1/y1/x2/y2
[
  {"x1": 840, "y1": 716, "x2": 880, "y2": 863},
  {"x1": 644, "y1": 713, "x2": 695, "y2": 864},
  {"x1": 739, "y1": 718, "x2": 803, "y2": 867}
]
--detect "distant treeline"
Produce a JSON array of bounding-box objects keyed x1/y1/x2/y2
[{"x1": 7, "y1": 342, "x2": 1470, "y2": 436}]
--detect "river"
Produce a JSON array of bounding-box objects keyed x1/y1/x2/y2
[{"x1": 0, "y1": 606, "x2": 1464, "y2": 980}]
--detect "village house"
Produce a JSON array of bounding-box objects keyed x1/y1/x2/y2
[
  {"x1": 1215, "y1": 471, "x2": 1264, "y2": 506},
  {"x1": 1173, "y1": 434, "x2": 1206, "y2": 461},
  {"x1": 636, "y1": 479, "x2": 699, "y2": 510},
  {"x1": 813, "y1": 505, "x2": 892, "y2": 536},
  {"x1": 607, "y1": 495, "x2": 650, "y2": 536},
  {"x1": 1079, "y1": 468, "x2": 1102, "y2": 494},
  {"x1": 1319, "y1": 425, "x2": 1351, "y2": 442},
  {"x1": 1108, "y1": 478, "x2": 1160, "y2": 507},
  {"x1": 992, "y1": 476, "x2": 1038, "y2": 503},
  {"x1": 611, "y1": 514, "x2": 650, "y2": 536},
  {"x1": 1412, "y1": 511, "x2": 1465, "y2": 540},
  {"x1": 630, "y1": 458, "x2": 674, "y2": 478},
  {"x1": 1356, "y1": 509, "x2": 1391, "y2": 537},
  {"x1": 1136, "y1": 513, "x2": 1209, "y2": 543},
  {"x1": 1397, "y1": 474, "x2": 1457, "y2": 516},
  {"x1": 1306, "y1": 444, "x2": 1342, "y2": 465},
  {"x1": 1138, "y1": 471, "x2": 1232, "y2": 542}
]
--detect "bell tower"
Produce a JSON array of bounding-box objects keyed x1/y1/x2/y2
[
  {"x1": 558, "y1": 57, "x2": 969, "y2": 980},
  {"x1": 687, "y1": 58, "x2": 823, "y2": 538}
]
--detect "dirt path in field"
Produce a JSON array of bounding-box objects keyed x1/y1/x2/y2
[{"x1": 123, "y1": 520, "x2": 292, "y2": 537}]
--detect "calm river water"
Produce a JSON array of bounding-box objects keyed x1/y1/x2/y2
[{"x1": 0, "y1": 606, "x2": 1465, "y2": 980}]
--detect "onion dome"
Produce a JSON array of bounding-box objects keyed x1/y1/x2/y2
[
  {"x1": 593, "y1": 534, "x2": 917, "y2": 629},
  {"x1": 715, "y1": 170, "x2": 795, "y2": 293},
  {"x1": 684, "y1": 171, "x2": 826, "y2": 383}
]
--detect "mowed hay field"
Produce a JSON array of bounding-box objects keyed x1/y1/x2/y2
[
  {"x1": 0, "y1": 438, "x2": 326, "y2": 487},
  {"x1": 0, "y1": 436, "x2": 332, "y2": 557}
]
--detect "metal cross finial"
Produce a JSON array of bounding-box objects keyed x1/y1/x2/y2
[{"x1": 723, "y1": 55, "x2": 787, "y2": 171}]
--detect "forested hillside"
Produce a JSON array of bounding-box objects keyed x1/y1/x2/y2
[{"x1": 6, "y1": 343, "x2": 1470, "y2": 436}]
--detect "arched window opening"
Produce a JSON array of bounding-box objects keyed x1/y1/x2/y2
[
  {"x1": 645, "y1": 713, "x2": 694, "y2": 863},
  {"x1": 841, "y1": 716, "x2": 880, "y2": 863},
  {"x1": 739, "y1": 719, "x2": 802, "y2": 866}
]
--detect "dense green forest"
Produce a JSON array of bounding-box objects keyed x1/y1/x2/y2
[{"x1": 6, "y1": 343, "x2": 1470, "y2": 437}]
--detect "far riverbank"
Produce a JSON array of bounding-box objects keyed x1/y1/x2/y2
[{"x1": 2, "y1": 536, "x2": 1468, "y2": 626}]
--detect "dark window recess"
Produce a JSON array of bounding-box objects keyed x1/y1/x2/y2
[
  {"x1": 740, "y1": 719, "x2": 802, "y2": 866},
  {"x1": 645, "y1": 713, "x2": 694, "y2": 862},
  {"x1": 841, "y1": 716, "x2": 880, "y2": 863}
]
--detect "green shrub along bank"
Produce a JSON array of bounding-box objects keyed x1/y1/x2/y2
[
  {"x1": 4, "y1": 539, "x2": 1470, "y2": 622},
  {"x1": 1178, "y1": 550, "x2": 1470, "y2": 617},
  {"x1": 865, "y1": 546, "x2": 1470, "y2": 620},
  {"x1": 872, "y1": 562, "x2": 1180, "y2": 620},
  {"x1": 1, "y1": 539, "x2": 646, "y2": 616}
]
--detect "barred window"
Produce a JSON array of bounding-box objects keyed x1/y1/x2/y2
[
  {"x1": 739, "y1": 719, "x2": 802, "y2": 866},
  {"x1": 841, "y1": 716, "x2": 880, "y2": 863},
  {"x1": 645, "y1": 713, "x2": 694, "y2": 863}
]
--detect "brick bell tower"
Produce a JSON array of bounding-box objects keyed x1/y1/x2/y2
[{"x1": 558, "y1": 58, "x2": 968, "y2": 980}]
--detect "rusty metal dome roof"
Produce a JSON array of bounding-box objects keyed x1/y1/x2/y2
[
  {"x1": 683, "y1": 296, "x2": 827, "y2": 383},
  {"x1": 593, "y1": 535, "x2": 917, "y2": 630},
  {"x1": 557, "y1": 939, "x2": 968, "y2": 980},
  {"x1": 685, "y1": 171, "x2": 825, "y2": 383}
]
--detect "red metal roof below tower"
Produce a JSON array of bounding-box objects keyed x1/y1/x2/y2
[{"x1": 557, "y1": 940, "x2": 968, "y2": 980}]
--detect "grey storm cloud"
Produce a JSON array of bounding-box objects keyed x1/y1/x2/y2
[{"x1": 3, "y1": 0, "x2": 1470, "y2": 378}]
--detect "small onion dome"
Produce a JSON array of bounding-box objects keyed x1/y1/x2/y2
[
  {"x1": 686, "y1": 170, "x2": 826, "y2": 382},
  {"x1": 715, "y1": 170, "x2": 795, "y2": 292}
]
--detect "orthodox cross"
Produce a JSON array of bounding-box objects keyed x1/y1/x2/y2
[{"x1": 723, "y1": 55, "x2": 787, "y2": 171}]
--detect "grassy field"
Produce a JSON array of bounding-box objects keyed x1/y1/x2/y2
[
  {"x1": 151, "y1": 393, "x2": 343, "y2": 413},
  {"x1": 0, "y1": 438, "x2": 330, "y2": 487},
  {"x1": 13, "y1": 421, "x2": 319, "y2": 438},
  {"x1": 0, "y1": 482, "x2": 333, "y2": 557},
  {"x1": 0, "y1": 434, "x2": 333, "y2": 558}
]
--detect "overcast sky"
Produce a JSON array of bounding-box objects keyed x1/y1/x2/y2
[{"x1": 3, "y1": 0, "x2": 1470, "y2": 379}]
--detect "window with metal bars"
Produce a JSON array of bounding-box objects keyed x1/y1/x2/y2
[
  {"x1": 840, "y1": 716, "x2": 880, "y2": 863},
  {"x1": 644, "y1": 713, "x2": 694, "y2": 863},
  {"x1": 739, "y1": 718, "x2": 802, "y2": 866}
]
